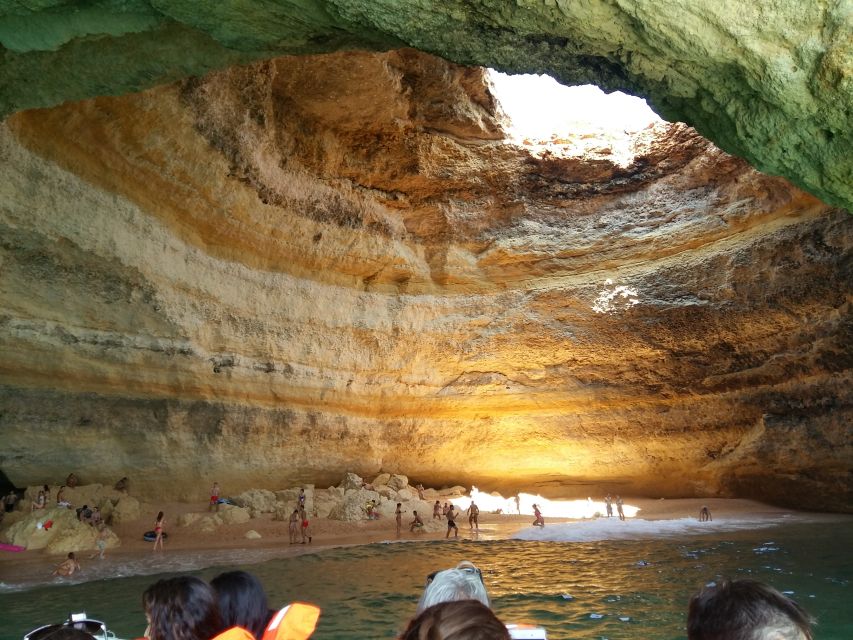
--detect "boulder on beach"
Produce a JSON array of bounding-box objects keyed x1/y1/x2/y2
[
  {"x1": 218, "y1": 505, "x2": 251, "y2": 525},
  {"x1": 245, "y1": 530, "x2": 262, "y2": 539},
  {"x1": 198, "y1": 516, "x2": 222, "y2": 532},
  {"x1": 2, "y1": 506, "x2": 119, "y2": 554},
  {"x1": 328, "y1": 489, "x2": 380, "y2": 521},
  {"x1": 312, "y1": 489, "x2": 341, "y2": 519},
  {"x1": 177, "y1": 512, "x2": 203, "y2": 528},
  {"x1": 387, "y1": 474, "x2": 408, "y2": 491},
  {"x1": 275, "y1": 488, "x2": 299, "y2": 503},
  {"x1": 371, "y1": 473, "x2": 391, "y2": 487},
  {"x1": 396, "y1": 488, "x2": 414, "y2": 502},
  {"x1": 375, "y1": 485, "x2": 395, "y2": 499},
  {"x1": 111, "y1": 496, "x2": 141, "y2": 525},
  {"x1": 340, "y1": 473, "x2": 364, "y2": 490},
  {"x1": 232, "y1": 489, "x2": 277, "y2": 516}
]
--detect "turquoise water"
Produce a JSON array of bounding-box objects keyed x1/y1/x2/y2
[{"x1": 2, "y1": 520, "x2": 851, "y2": 639}]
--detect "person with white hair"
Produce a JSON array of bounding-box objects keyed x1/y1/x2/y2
[{"x1": 416, "y1": 561, "x2": 490, "y2": 614}]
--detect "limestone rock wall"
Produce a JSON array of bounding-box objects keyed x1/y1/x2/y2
[
  {"x1": 0, "y1": 1, "x2": 850, "y2": 212},
  {"x1": 0, "y1": 50, "x2": 850, "y2": 511}
]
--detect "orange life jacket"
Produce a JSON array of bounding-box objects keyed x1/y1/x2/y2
[
  {"x1": 211, "y1": 626, "x2": 255, "y2": 640},
  {"x1": 262, "y1": 603, "x2": 321, "y2": 640}
]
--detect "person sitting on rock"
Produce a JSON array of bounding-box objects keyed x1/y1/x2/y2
[
  {"x1": 114, "y1": 476, "x2": 129, "y2": 492},
  {"x1": 77, "y1": 504, "x2": 93, "y2": 524},
  {"x1": 66, "y1": 473, "x2": 79, "y2": 488},
  {"x1": 410, "y1": 510, "x2": 424, "y2": 532},
  {"x1": 56, "y1": 485, "x2": 72, "y2": 508},
  {"x1": 90, "y1": 505, "x2": 102, "y2": 527},
  {"x1": 31, "y1": 490, "x2": 46, "y2": 512},
  {"x1": 52, "y1": 552, "x2": 81, "y2": 577}
]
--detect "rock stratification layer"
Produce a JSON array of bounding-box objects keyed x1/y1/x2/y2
[
  {"x1": 0, "y1": 1, "x2": 849, "y2": 212},
  {"x1": 1, "y1": 50, "x2": 850, "y2": 510}
]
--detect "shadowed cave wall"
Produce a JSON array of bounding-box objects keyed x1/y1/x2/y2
[{"x1": 0, "y1": 49, "x2": 850, "y2": 510}]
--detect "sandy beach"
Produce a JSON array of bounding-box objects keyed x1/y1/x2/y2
[{"x1": 3, "y1": 496, "x2": 842, "y2": 592}]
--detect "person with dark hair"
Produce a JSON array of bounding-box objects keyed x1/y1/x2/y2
[
  {"x1": 399, "y1": 600, "x2": 510, "y2": 640},
  {"x1": 51, "y1": 552, "x2": 80, "y2": 577},
  {"x1": 142, "y1": 576, "x2": 226, "y2": 640},
  {"x1": 211, "y1": 571, "x2": 270, "y2": 639},
  {"x1": 687, "y1": 578, "x2": 815, "y2": 640},
  {"x1": 445, "y1": 504, "x2": 458, "y2": 538}
]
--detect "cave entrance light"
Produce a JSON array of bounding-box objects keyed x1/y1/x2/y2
[
  {"x1": 449, "y1": 486, "x2": 640, "y2": 520},
  {"x1": 487, "y1": 70, "x2": 663, "y2": 166}
]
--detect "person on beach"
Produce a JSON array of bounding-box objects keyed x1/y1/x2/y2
[
  {"x1": 153, "y1": 510, "x2": 165, "y2": 552},
  {"x1": 288, "y1": 508, "x2": 300, "y2": 544},
  {"x1": 605, "y1": 494, "x2": 613, "y2": 517},
  {"x1": 4, "y1": 490, "x2": 18, "y2": 512},
  {"x1": 467, "y1": 501, "x2": 480, "y2": 531},
  {"x1": 210, "y1": 482, "x2": 221, "y2": 512},
  {"x1": 416, "y1": 484, "x2": 425, "y2": 500},
  {"x1": 687, "y1": 578, "x2": 814, "y2": 640},
  {"x1": 442, "y1": 502, "x2": 450, "y2": 518},
  {"x1": 66, "y1": 473, "x2": 79, "y2": 488},
  {"x1": 77, "y1": 504, "x2": 93, "y2": 524},
  {"x1": 699, "y1": 506, "x2": 712, "y2": 522},
  {"x1": 56, "y1": 485, "x2": 72, "y2": 508},
  {"x1": 52, "y1": 552, "x2": 80, "y2": 576},
  {"x1": 395, "y1": 502, "x2": 404, "y2": 535},
  {"x1": 400, "y1": 600, "x2": 510, "y2": 640},
  {"x1": 90, "y1": 524, "x2": 109, "y2": 560},
  {"x1": 433, "y1": 500, "x2": 441, "y2": 519},
  {"x1": 31, "y1": 489, "x2": 46, "y2": 512},
  {"x1": 514, "y1": 495, "x2": 521, "y2": 515},
  {"x1": 616, "y1": 495, "x2": 625, "y2": 521},
  {"x1": 445, "y1": 504, "x2": 458, "y2": 538},
  {"x1": 298, "y1": 488, "x2": 306, "y2": 508},
  {"x1": 410, "y1": 510, "x2": 424, "y2": 532},
  {"x1": 114, "y1": 476, "x2": 129, "y2": 492},
  {"x1": 90, "y1": 505, "x2": 102, "y2": 527},
  {"x1": 299, "y1": 506, "x2": 312, "y2": 544},
  {"x1": 532, "y1": 503, "x2": 544, "y2": 527}
]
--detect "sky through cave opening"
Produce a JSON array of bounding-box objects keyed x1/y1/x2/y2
[{"x1": 487, "y1": 70, "x2": 664, "y2": 166}]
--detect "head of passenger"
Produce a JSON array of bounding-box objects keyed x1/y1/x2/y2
[
  {"x1": 687, "y1": 578, "x2": 814, "y2": 640},
  {"x1": 416, "y1": 562, "x2": 489, "y2": 614},
  {"x1": 400, "y1": 600, "x2": 510, "y2": 640},
  {"x1": 211, "y1": 570, "x2": 270, "y2": 639},
  {"x1": 142, "y1": 576, "x2": 223, "y2": 640},
  {"x1": 36, "y1": 629, "x2": 96, "y2": 640}
]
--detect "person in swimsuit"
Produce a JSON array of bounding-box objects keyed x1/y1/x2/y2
[
  {"x1": 699, "y1": 506, "x2": 712, "y2": 522},
  {"x1": 445, "y1": 504, "x2": 458, "y2": 538},
  {"x1": 299, "y1": 506, "x2": 312, "y2": 544},
  {"x1": 288, "y1": 508, "x2": 300, "y2": 544},
  {"x1": 52, "y1": 552, "x2": 80, "y2": 576},
  {"x1": 616, "y1": 495, "x2": 625, "y2": 521},
  {"x1": 90, "y1": 524, "x2": 109, "y2": 559},
  {"x1": 395, "y1": 503, "x2": 404, "y2": 535},
  {"x1": 605, "y1": 494, "x2": 613, "y2": 517},
  {"x1": 467, "y1": 501, "x2": 480, "y2": 531},
  {"x1": 410, "y1": 510, "x2": 424, "y2": 532},
  {"x1": 433, "y1": 500, "x2": 441, "y2": 519},
  {"x1": 532, "y1": 503, "x2": 544, "y2": 527},
  {"x1": 153, "y1": 511, "x2": 165, "y2": 552},
  {"x1": 56, "y1": 485, "x2": 72, "y2": 508},
  {"x1": 31, "y1": 490, "x2": 46, "y2": 512},
  {"x1": 209, "y1": 482, "x2": 220, "y2": 512}
]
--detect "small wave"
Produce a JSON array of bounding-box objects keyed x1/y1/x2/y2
[{"x1": 512, "y1": 517, "x2": 784, "y2": 542}]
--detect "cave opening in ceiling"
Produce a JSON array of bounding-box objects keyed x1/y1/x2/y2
[{"x1": 487, "y1": 69, "x2": 663, "y2": 166}]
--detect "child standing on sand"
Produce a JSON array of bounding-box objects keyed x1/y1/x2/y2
[
  {"x1": 90, "y1": 524, "x2": 109, "y2": 559},
  {"x1": 288, "y1": 509, "x2": 300, "y2": 544},
  {"x1": 395, "y1": 503, "x2": 403, "y2": 535}
]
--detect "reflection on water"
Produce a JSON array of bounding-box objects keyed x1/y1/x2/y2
[{"x1": 1, "y1": 520, "x2": 851, "y2": 640}]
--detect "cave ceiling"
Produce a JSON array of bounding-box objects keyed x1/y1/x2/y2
[{"x1": 0, "y1": 3, "x2": 850, "y2": 510}]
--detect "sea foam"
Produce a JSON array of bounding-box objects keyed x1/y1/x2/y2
[{"x1": 512, "y1": 516, "x2": 786, "y2": 542}]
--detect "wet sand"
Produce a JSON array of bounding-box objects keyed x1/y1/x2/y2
[{"x1": 0, "y1": 497, "x2": 835, "y2": 591}]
